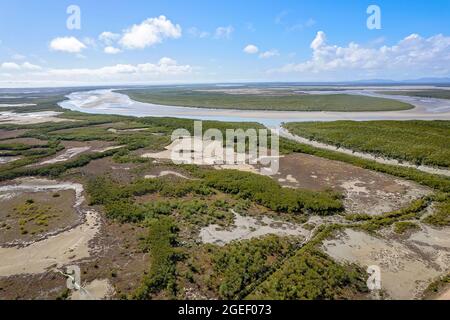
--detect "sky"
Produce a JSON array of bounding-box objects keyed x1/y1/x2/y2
[{"x1": 0, "y1": 0, "x2": 449, "y2": 87}]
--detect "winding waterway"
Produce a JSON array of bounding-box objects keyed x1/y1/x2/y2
[{"x1": 59, "y1": 88, "x2": 450, "y2": 127}]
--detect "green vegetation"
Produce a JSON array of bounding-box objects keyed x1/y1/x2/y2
[
  {"x1": 119, "y1": 88, "x2": 413, "y2": 112},
  {"x1": 394, "y1": 221, "x2": 420, "y2": 234},
  {"x1": 134, "y1": 217, "x2": 180, "y2": 299},
  {"x1": 380, "y1": 89, "x2": 450, "y2": 100},
  {"x1": 201, "y1": 169, "x2": 343, "y2": 215},
  {"x1": 87, "y1": 168, "x2": 344, "y2": 224},
  {"x1": 13, "y1": 200, "x2": 59, "y2": 234},
  {"x1": 284, "y1": 121, "x2": 450, "y2": 167},
  {"x1": 423, "y1": 197, "x2": 450, "y2": 227},
  {"x1": 248, "y1": 248, "x2": 367, "y2": 300},
  {"x1": 211, "y1": 235, "x2": 300, "y2": 299}
]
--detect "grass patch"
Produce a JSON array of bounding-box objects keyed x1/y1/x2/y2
[
  {"x1": 394, "y1": 221, "x2": 419, "y2": 234},
  {"x1": 423, "y1": 197, "x2": 450, "y2": 227}
]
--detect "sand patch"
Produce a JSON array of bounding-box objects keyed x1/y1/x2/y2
[
  {"x1": 39, "y1": 147, "x2": 91, "y2": 165},
  {"x1": 275, "y1": 153, "x2": 431, "y2": 215},
  {"x1": 322, "y1": 228, "x2": 450, "y2": 299},
  {"x1": 142, "y1": 137, "x2": 276, "y2": 175},
  {"x1": 145, "y1": 170, "x2": 191, "y2": 180},
  {"x1": 0, "y1": 111, "x2": 74, "y2": 125},
  {"x1": 199, "y1": 211, "x2": 308, "y2": 246},
  {"x1": 0, "y1": 156, "x2": 20, "y2": 164},
  {"x1": 0, "y1": 178, "x2": 100, "y2": 277}
]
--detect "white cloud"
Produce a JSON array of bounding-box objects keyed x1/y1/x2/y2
[
  {"x1": 104, "y1": 46, "x2": 122, "y2": 54},
  {"x1": 49, "y1": 36, "x2": 86, "y2": 53},
  {"x1": 119, "y1": 15, "x2": 182, "y2": 49},
  {"x1": 99, "y1": 31, "x2": 120, "y2": 45},
  {"x1": 188, "y1": 27, "x2": 210, "y2": 38},
  {"x1": 243, "y1": 44, "x2": 259, "y2": 54},
  {"x1": 214, "y1": 26, "x2": 234, "y2": 39},
  {"x1": 270, "y1": 31, "x2": 450, "y2": 79},
  {"x1": 310, "y1": 31, "x2": 326, "y2": 50},
  {"x1": 0, "y1": 61, "x2": 41, "y2": 71},
  {"x1": 22, "y1": 62, "x2": 42, "y2": 70},
  {"x1": 259, "y1": 49, "x2": 280, "y2": 59},
  {"x1": 17, "y1": 57, "x2": 193, "y2": 84},
  {"x1": 1, "y1": 62, "x2": 21, "y2": 70},
  {"x1": 12, "y1": 54, "x2": 26, "y2": 61}
]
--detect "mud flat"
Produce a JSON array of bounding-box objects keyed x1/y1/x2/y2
[
  {"x1": 278, "y1": 128, "x2": 450, "y2": 177},
  {"x1": 322, "y1": 228, "x2": 450, "y2": 299},
  {"x1": 0, "y1": 156, "x2": 20, "y2": 164},
  {"x1": 199, "y1": 211, "x2": 309, "y2": 246},
  {"x1": 39, "y1": 147, "x2": 91, "y2": 165},
  {"x1": 275, "y1": 153, "x2": 431, "y2": 215},
  {"x1": 142, "y1": 136, "x2": 274, "y2": 175},
  {"x1": 145, "y1": 170, "x2": 191, "y2": 180},
  {"x1": 0, "y1": 178, "x2": 100, "y2": 277},
  {"x1": 0, "y1": 111, "x2": 73, "y2": 125}
]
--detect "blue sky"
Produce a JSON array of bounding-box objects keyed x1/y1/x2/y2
[{"x1": 0, "y1": 0, "x2": 449, "y2": 86}]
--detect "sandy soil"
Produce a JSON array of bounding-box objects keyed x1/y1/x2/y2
[
  {"x1": 40, "y1": 147, "x2": 91, "y2": 165},
  {"x1": 0, "y1": 189, "x2": 79, "y2": 245},
  {"x1": 145, "y1": 170, "x2": 191, "y2": 180},
  {"x1": 0, "y1": 103, "x2": 37, "y2": 108},
  {"x1": 0, "y1": 111, "x2": 74, "y2": 125},
  {"x1": 0, "y1": 218, "x2": 149, "y2": 300},
  {"x1": 142, "y1": 136, "x2": 276, "y2": 175},
  {"x1": 276, "y1": 153, "x2": 431, "y2": 215},
  {"x1": 322, "y1": 227, "x2": 450, "y2": 299},
  {"x1": 0, "y1": 129, "x2": 28, "y2": 140},
  {"x1": 0, "y1": 178, "x2": 100, "y2": 277},
  {"x1": 199, "y1": 211, "x2": 309, "y2": 246},
  {"x1": 0, "y1": 156, "x2": 20, "y2": 164},
  {"x1": 437, "y1": 287, "x2": 450, "y2": 300}
]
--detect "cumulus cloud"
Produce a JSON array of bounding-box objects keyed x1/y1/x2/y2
[
  {"x1": 270, "y1": 31, "x2": 450, "y2": 79},
  {"x1": 259, "y1": 49, "x2": 280, "y2": 59},
  {"x1": 1, "y1": 61, "x2": 41, "y2": 71},
  {"x1": 243, "y1": 44, "x2": 259, "y2": 54},
  {"x1": 119, "y1": 16, "x2": 182, "y2": 49},
  {"x1": 2, "y1": 57, "x2": 192, "y2": 86},
  {"x1": 99, "y1": 31, "x2": 120, "y2": 45},
  {"x1": 214, "y1": 26, "x2": 234, "y2": 39},
  {"x1": 49, "y1": 36, "x2": 87, "y2": 53},
  {"x1": 104, "y1": 46, "x2": 122, "y2": 54},
  {"x1": 1, "y1": 62, "x2": 21, "y2": 70}
]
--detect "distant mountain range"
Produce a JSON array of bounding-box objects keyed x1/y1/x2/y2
[{"x1": 349, "y1": 78, "x2": 450, "y2": 85}]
